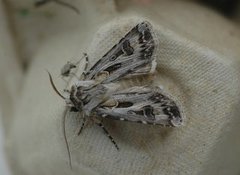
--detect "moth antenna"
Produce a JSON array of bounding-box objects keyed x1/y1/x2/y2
[
  {"x1": 46, "y1": 70, "x2": 66, "y2": 99},
  {"x1": 54, "y1": 0, "x2": 80, "y2": 14},
  {"x1": 63, "y1": 108, "x2": 72, "y2": 169}
]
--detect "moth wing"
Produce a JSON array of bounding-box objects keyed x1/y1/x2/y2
[
  {"x1": 95, "y1": 86, "x2": 183, "y2": 127},
  {"x1": 85, "y1": 21, "x2": 156, "y2": 84}
]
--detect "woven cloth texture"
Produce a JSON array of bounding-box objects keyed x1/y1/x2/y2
[{"x1": 4, "y1": 1, "x2": 240, "y2": 175}]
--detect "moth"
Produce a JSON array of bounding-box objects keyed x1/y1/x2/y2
[
  {"x1": 48, "y1": 21, "x2": 184, "y2": 167},
  {"x1": 34, "y1": 0, "x2": 80, "y2": 14}
]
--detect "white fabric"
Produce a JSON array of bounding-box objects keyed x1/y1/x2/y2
[
  {"x1": 0, "y1": 0, "x2": 22, "y2": 134},
  {"x1": 2, "y1": 0, "x2": 240, "y2": 175}
]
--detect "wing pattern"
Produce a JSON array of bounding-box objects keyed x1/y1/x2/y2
[
  {"x1": 95, "y1": 86, "x2": 183, "y2": 127},
  {"x1": 85, "y1": 21, "x2": 156, "y2": 83}
]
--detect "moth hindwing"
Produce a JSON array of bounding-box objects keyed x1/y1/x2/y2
[{"x1": 49, "y1": 21, "x2": 184, "y2": 158}]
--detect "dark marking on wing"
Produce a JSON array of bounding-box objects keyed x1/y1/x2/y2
[
  {"x1": 143, "y1": 105, "x2": 155, "y2": 120},
  {"x1": 117, "y1": 101, "x2": 134, "y2": 108},
  {"x1": 104, "y1": 63, "x2": 122, "y2": 73},
  {"x1": 122, "y1": 40, "x2": 134, "y2": 55},
  {"x1": 163, "y1": 106, "x2": 181, "y2": 121}
]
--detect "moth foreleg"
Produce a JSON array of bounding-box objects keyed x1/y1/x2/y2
[{"x1": 97, "y1": 122, "x2": 119, "y2": 150}]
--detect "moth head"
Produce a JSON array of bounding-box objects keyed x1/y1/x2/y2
[
  {"x1": 68, "y1": 85, "x2": 83, "y2": 112},
  {"x1": 47, "y1": 71, "x2": 82, "y2": 112}
]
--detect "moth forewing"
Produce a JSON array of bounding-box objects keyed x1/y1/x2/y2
[
  {"x1": 96, "y1": 86, "x2": 184, "y2": 127},
  {"x1": 84, "y1": 21, "x2": 157, "y2": 83}
]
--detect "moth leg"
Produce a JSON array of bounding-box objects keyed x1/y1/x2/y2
[
  {"x1": 96, "y1": 122, "x2": 119, "y2": 150},
  {"x1": 77, "y1": 115, "x2": 86, "y2": 135}
]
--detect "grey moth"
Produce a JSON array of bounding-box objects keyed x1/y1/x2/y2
[{"x1": 48, "y1": 21, "x2": 184, "y2": 167}]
